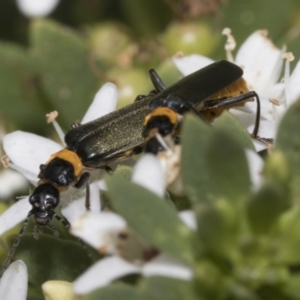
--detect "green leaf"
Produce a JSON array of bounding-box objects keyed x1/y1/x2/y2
[
  {"x1": 264, "y1": 150, "x2": 291, "y2": 187},
  {"x1": 206, "y1": 128, "x2": 251, "y2": 202},
  {"x1": 141, "y1": 277, "x2": 198, "y2": 300},
  {"x1": 119, "y1": 0, "x2": 171, "y2": 36},
  {"x1": 214, "y1": 111, "x2": 254, "y2": 151},
  {"x1": 113, "y1": 165, "x2": 133, "y2": 180},
  {"x1": 30, "y1": 19, "x2": 99, "y2": 128},
  {"x1": 0, "y1": 43, "x2": 47, "y2": 133},
  {"x1": 276, "y1": 99, "x2": 300, "y2": 191},
  {"x1": 196, "y1": 203, "x2": 234, "y2": 254},
  {"x1": 246, "y1": 182, "x2": 290, "y2": 234},
  {"x1": 106, "y1": 176, "x2": 193, "y2": 264},
  {"x1": 277, "y1": 206, "x2": 300, "y2": 264},
  {"x1": 14, "y1": 234, "x2": 93, "y2": 288},
  {"x1": 194, "y1": 259, "x2": 227, "y2": 299},
  {"x1": 226, "y1": 281, "x2": 260, "y2": 300},
  {"x1": 84, "y1": 283, "x2": 144, "y2": 300},
  {"x1": 282, "y1": 274, "x2": 300, "y2": 299},
  {"x1": 181, "y1": 114, "x2": 213, "y2": 204},
  {"x1": 219, "y1": 0, "x2": 300, "y2": 53}
]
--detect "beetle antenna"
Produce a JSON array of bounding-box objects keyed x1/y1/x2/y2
[
  {"x1": 0, "y1": 211, "x2": 33, "y2": 278},
  {"x1": 54, "y1": 213, "x2": 92, "y2": 258},
  {"x1": 54, "y1": 213, "x2": 70, "y2": 229},
  {"x1": 46, "y1": 223, "x2": 59, "y2": 237}
]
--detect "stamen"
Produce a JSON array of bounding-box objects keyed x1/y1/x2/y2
[
  {"x1": 282, "y1": 52, "x2": 295, "y2": 107},
  {"x1": 46, "y1": 111, "x2": 65, "y2": 146},
  {"x1": 271, "y1": 101, "x2": 280, "y2": 121},
  {"x1": 1, "y1": 155, "x2": 9, "y2": 168},
  {"x1": 1, "y1": 155, "x2": 38, "y2": 181},
  {"x1": 222, "y1": 28, "x2": 236, "y2": 63},
  {"x1": 155, "y1": 133, "x2": 170, "y2": 151}
]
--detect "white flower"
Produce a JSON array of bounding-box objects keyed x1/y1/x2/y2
[
  {"x1": 0, "y1": 260, "x2": 28, "y2": 300},
  {"x1": 245, "y1": 149, "x2": 264, "y2": 192},
  {"x1": 0, "y1": 169, "x2": 28, "y2": 200},
  {"x1": 71, "y1": 154, "x2": 194, "y2": 295},
  {"x1": 0, "y1": 82, "x2": 118, "y2": 236},
  {"x1": 173, "y1": 29, "x2": 300, "y2": 151},
  {"x1": 16, "y1": 0, "x2": 60, "y2": 18}
]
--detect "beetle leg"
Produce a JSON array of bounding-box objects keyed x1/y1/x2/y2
[
  {"x1": 75, "y1": 172, "x2": 90, "y2": 189},
  {"x1": 103, "y1": 165, "x2": 113, "y2": 174},
  {"x1": 75, "y1": 172, "x2": 91, "y2": 210},
  {"x1": 85, "y1": 181, "x2": 90, "y2": 210},
  {"x1": 134, "y1": 94, "x2": 147, "y2": 102},
  {"x1": 149, "y1": 69, "x2": 167, "y2": 92},
  {"x1": 202, "y1": 91, "x2": 261, "y2": 138},
  {"x1": 135, "y1": 69, "x2": 167, "y2": 102},
  {"x1": 177, "y1": 101, "x2": 210, "y2": 124},
  {"x1": 71, "y1": 122, "x2": 81, "y2": 129}
]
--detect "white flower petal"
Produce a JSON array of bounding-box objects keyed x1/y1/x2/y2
[
  {"x1": 89, "y1": 183, "x2": 101, "y2": 213},
  {"x1": 235, "y1": 30, "x2": 283, "y2": 95},
  {"x1": 81, "y1": 83, "x2": 118, "y2": 124},
  {"x1": 73, "y1": 256, "x2": 140, "y2": 295},
  {"x1": 142, "y1": 253, "x2": 192, "y2": 280},
  {"x1": 96, "y1": 179, "x2": 107, "y2": 191},
  {"x1": 70, "y1": 211, "x2": 126, "y2": 250},
  {"x1": 248, "y1": 120, "x2": 277, "y2": 139},
  {"x1": 0, "y1": 197, "x2": 31, "y2": 236},
  {"x1": 229, "y1": 109, "x2": 257, "y2": 130},
  {"x1": 61, "y1": 183, "x2": 100, "y2": 225},
  {"x1": 0, "y1": 260, "x2": 28, "y2": 300},
  {"x1": 16, "y1": 0, "x2": 59, "y2": 18},
  {"x1": 61, "y1": 194, "x2": 85, "y2": 226},
  {"x1": 132, "y1": 154, "x2": 165, "y2": 198},
  {"x1": 3, "y1": 131, "x2": 62, "y2": 178},
  {"x1": 178, "y1": 210, "x2": 197, "y2": 231},
  {"x1": 289, "y1": 60, "x2": 300, "y2": 103},
  {"x1": 0, "y1": 169, "x2": 28, "y2": 199},
  {"x1": 245, "y1": 149, "x2": 264, "y2": 191},
  {"x1": 249, "y1": 120, "x2": 277, "y2": 152},
  {"x1": 232, "y1": 95, "x2": 280, "y2": 126},
  {"x1": 268, "y1": 82, "x2": 285, "y2": 102},
  {"x1": 172, "y1": 54, "x2": 214, "y2": 76}
]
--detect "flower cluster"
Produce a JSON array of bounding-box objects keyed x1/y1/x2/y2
[
  {"x1": 0, "y1": 28, "x2": 299, "y2": 299},
  {"x1": 173, "y1": 29, "x2": 300, "y2": 151}
]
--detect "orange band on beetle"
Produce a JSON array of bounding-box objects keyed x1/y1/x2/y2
[
  {"x1": 143, "y1": 107, "x2": 178, "y2": 126},
  {"x1": 47, "y1": 149, "x2": 83, "y2": 177}
]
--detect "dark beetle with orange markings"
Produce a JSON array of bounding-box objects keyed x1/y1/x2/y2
[{"x1": 0, "y1": 60, "x2": 260, "y2": 276}]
